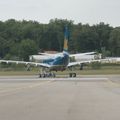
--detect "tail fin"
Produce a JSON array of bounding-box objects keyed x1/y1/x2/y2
[{"x1": 63, "y1": 26, "x2": 69, "y2": 52}]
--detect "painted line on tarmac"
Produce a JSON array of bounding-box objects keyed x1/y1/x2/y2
[
  {"x1": 0, "y1": 77, "x2": 109, "y2": 82},
  {"x1": 38, "y1": 77, "x2": 109, "y2": 81}
]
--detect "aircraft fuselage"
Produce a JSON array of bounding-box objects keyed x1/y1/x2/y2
[{"x1": 43, "y1": 52, "x2": 69, "y2": 71}]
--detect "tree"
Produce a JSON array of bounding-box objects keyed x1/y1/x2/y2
[
  {"x1": 0, "y1": 36, "x2": 9, "y2": 58},
  {"x1": 94, "y1": 22, "x2": 113, "y2": 52},
  {"x1": 73, "y1": 24, "x2": 99, "y2": 52},
  {"x1": 0, "y1": 19, "x2": 119, "y2": 58},
  {"x1": 109, "y1": 27, "x2": 120, "y2": 56},
  {"x1": 19, "y1": 39, "x2": 38, "y2": 61}
]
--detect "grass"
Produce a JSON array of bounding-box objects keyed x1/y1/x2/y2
[
  {"x1": 0, "y1": 63, "x2": 119, "y2": 76},
  {"x1": 0, "y1": 68, "x2": 120, "y2": 76},
  {"x1": 0, "y1": 71, "x2": 38, "y2": 76}
]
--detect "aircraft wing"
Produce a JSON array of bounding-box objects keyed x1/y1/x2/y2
[
  {"x1": 0, "y1": 60, "x2": 51, "y2": 68},
  {"x1": 67, "y1": 59, "x2": 108, "y2": 67},
  {"x1": 70, "y1": 52, "x2": 96, "y2": 57},
  {"x1": 39, "y1": 53, "x2": 55, "y2": 56}
]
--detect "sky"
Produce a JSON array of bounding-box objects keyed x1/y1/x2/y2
[{"x1": 0, "y1": 0, "x2": 120, "y2": 27}]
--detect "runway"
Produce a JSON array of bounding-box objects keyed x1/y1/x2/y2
[
  {"x1": 0, "y1": 75, "x2": 109, "y2": 82},
  {"x1": 0, "y1": 75, "x2": 120, "y2": 120}
]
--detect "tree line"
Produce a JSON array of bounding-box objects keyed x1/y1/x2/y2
[{"x1": 0, "y1": 18, "x2": 120, "y2": 61}]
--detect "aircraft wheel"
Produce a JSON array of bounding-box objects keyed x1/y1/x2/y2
[
  {"x1": 69, "y1": 73, "x2": 72, "y2": 77},
  {"x1": 39, "y1": 74, "x2": 42, "y2": 78},
  {"x1": 39, "y1": 73, "x2": 56, "y2": 78}
]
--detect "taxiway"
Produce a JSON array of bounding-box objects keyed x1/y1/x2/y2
[{"x1": 0, "y1": 75, "x2": 120, "y2": 120}]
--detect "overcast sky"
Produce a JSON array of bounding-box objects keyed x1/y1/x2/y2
[{"x1": 0, "y1": 0, "x2": 120, "y2": 27}]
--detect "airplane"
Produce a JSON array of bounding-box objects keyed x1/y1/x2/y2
[
  {"x1": 0, "y1": 27, "x2": 103, "y2": 77},
  {"x1": 29, "y1": 51, "x2": 98, "y2": 63}
]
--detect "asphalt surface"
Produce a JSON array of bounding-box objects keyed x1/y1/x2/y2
[{"x1": 0, "y1": 75, "x2": 120, "y2": 120}]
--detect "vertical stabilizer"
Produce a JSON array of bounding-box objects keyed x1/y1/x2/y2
[{"x1": 63, "y1": 26, "x2": 69, "y2": 52}]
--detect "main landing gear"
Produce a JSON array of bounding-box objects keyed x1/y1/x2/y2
[
  {"x1": 39, "y1": 72, "x2": 56, "y2": 78},
  {"x1": 69, "y1": 73, "x2": 76, "y2": 77},
  {"x1": 68, "y1": 67, "x2": 77, "y2": 77}
]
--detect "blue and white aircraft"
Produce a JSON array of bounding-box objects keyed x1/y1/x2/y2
[{"x1": 0, "y1": 27, "x2": 102, "y2": 77}]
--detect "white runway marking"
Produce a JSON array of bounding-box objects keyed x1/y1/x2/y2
[{"x1": 39, "y1": 77, "x2": 109, "y2": 81}]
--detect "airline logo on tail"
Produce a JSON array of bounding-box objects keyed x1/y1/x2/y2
[{"x1": 63, "y1": 26, "x2": 69, "y2": 51}]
